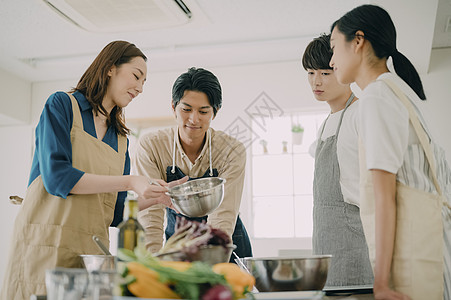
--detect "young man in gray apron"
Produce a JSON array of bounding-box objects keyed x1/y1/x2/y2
[
  {"x1": 134, "y1": 67, "x2": 252, "y2": 260},
  {"x1": 302, "y1": 34, "x2": 373, "y2": 287}
]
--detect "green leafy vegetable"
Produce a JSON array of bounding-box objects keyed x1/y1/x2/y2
[{"x1": 117, "y1": 246, "x2": 230, "y2": 299}]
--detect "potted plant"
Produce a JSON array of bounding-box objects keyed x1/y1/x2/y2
[
  {"x1": 259, "y1": 139, "x2": 268, "y2": 154},
  {"x1": 291, "y1": 124, "x2": 304, "y2": 145}
]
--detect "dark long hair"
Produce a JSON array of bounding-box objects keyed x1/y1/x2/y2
[
  {"x1": 71, "y1": 41, "x2": 147, "y2": 136},
  {"x1": 172, "y1": 67, "x2": 222, "y2": 116},
  {"x1": 331, "y1": 4, "x2": 426, "y2": 100}
]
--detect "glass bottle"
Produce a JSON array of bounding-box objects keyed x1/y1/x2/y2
[
  {"x1": 117, "y1": 191, "x2": 144, "y2": 251},
  {"x1": 115, "y1": 192, "x2": 145, "y2": 297}
]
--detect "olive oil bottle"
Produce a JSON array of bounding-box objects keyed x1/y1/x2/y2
[
  {"x1": 117, "y1": 191, "x2": 144, "y2": 251},
  {"x1": 115, "y1": 192, "x2": 146, "y2": 297}
]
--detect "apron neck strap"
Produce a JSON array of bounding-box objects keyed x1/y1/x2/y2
[
  {"x1": 381, "y1": 79, "x2": 442, "y2": 196},
  {"x1": 171, "y1": 127, "x2": 177, "y2": 174},
  {"x1": 334, "y1": 93, "x2": 355, "y2": 137},
  {"x1": 172, "y1": 127, "x2": 213, "y2": 176},
  {"x1": 208, "y1": 128, "x2": 213, "y2": 176},
  {"x1": 67, "y1": 93, "x2": 83, "y2": 129},
  {"x1": 319, "y1": 93, "x2": 355, "y2": 139}
]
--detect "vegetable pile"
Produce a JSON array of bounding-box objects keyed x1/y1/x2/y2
[
  {"x1": 116, "y1": 247, "x2": 255, "y2": 299},
  {"x1": 158, "y1": 217, "x2": 231, "y2": 257}
]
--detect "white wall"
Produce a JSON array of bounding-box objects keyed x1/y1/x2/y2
[
  {"x1": 0, "y1": 125, "x2": 32, "y2": 286},
  {"x1": 1, "y1": 48, "x2": 451, "y2": 284},
  {"x1": 421, "y1": 48, "x2": 451, "y2": 162},
  {"x1": 0, "y1": 69, "x2": 33, "y2": 287},
  {"x1": 372, "y1": 0, "x2": 438, "y2": 75},
  {"x1": 0, "y1": 67, "x2": 31, "y2": 124}
]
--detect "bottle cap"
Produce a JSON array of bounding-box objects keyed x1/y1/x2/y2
[{"x1": 126, "y1": 191, "x2": 138, "y2": 201}]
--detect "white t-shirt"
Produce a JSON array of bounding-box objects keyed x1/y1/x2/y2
[
  {"x1": 311, "y1": 100, "x2": 361, "y2": 206},
  {"x1": 359, "y1": 72, "x2": 426, "y2": 174}
]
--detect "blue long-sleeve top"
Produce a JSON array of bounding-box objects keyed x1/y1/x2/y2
[{"x1": 28, "y1": 91, "x2": 129, "y2": 226}]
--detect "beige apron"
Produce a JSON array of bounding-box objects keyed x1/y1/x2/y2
[
  {"x1": 359, "y1": 79, "x2": 444, "y2": 299},
  {"x1": 0, "y1": 93, "x2": 127, "y2": 300}
]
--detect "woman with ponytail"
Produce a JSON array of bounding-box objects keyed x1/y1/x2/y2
[{"x1": 330, "y1": 4, "x2": 449, "y2": 300}]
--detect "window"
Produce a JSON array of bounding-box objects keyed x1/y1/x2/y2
[{"x1": 250, "y1": 111, "x2": 328, "y2": 239}]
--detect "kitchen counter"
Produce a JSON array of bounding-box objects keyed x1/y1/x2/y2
[
  {"x1": 37, "y1": 295, "x2": 375, "y2": 300},
  {"x1": 242, "y1": 290, "x2": 374, "y2": 299},
  {"x1": 325, "y1": 294, "x2": 374, "y2": 300},
  {"x1": 112, "y1": 294, "x2": 374, "y2": 300},
  {"x1": 239, "y1": 290, "x2": 374, "y2": 299}
]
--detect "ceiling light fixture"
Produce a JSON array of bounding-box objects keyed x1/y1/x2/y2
[{"x1": 41, "y1": 0, "x2": 192, "y2": 33}]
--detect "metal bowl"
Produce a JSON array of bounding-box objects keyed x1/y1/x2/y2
[
  {"x1": 167, "y1": 177, "x2": 226, "y2": 217},
  {"x1": 242, "y1": 255, "x2": 331, "y2": 292},
  {"x1": 155, "y1": 244, "x2": 236, "y2": 265},
  {"x1": 80, "y1": 255, "x2": 115, "y2": 272}
]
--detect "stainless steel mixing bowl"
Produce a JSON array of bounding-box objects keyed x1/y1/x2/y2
[
  {"x1": 155, "y1": 244, "x2": 236, "y2": 265},
  {"x1": 167, "y1": 177, "x2": 226, "y2": 217},
  {"x1": 242, "y1": 255, "x2": 331, "y2": 292},
  {"x1": 80, "y1": 255, "x2": 115, "y2": 272}
]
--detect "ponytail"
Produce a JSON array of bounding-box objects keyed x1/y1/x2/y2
[
  {"x1": 331, "y1": 5, "x2": 427, "y2": 101},
  {"x1": 391, "y1": 51, "x2": 426, "y2": 100}
]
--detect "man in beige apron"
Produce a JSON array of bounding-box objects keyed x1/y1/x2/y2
[{"x1": 1, "y1": 94, "x2": 127, "y2": 300}]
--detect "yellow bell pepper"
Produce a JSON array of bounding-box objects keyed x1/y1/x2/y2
[
  {"x1": 159, "y1": 260, "x2": 192, "y2": 272},
  {"x1": 212, "y1": 263, "x2": 255, "y2": 298},
  {"x1": 126, "y1": 261, "x2": 181, "y2": 299}
]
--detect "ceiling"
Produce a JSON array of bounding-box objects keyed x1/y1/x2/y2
[{"x1": 0, "y1": 0, "x2": 450, "y2": 83}]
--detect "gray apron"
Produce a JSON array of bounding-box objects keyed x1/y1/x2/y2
[{"x1": 312, "y1": 94, "x2": 373, "y2": 287}]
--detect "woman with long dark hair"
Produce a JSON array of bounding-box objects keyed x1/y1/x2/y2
[{"x1": 330, "y1": 5, "x2": 450, "y2": 300}]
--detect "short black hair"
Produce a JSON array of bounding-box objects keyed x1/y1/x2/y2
[
  {"x1": 172, "y1": 67, "x2": 222, "y2": 115},
  {"x1": 302, "y1": 34, "x2": 332, "y2": 71}
]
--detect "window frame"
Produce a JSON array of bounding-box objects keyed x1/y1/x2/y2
[{"x1": 240, "y1": 108, "x2": 329, "y2": 257}]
